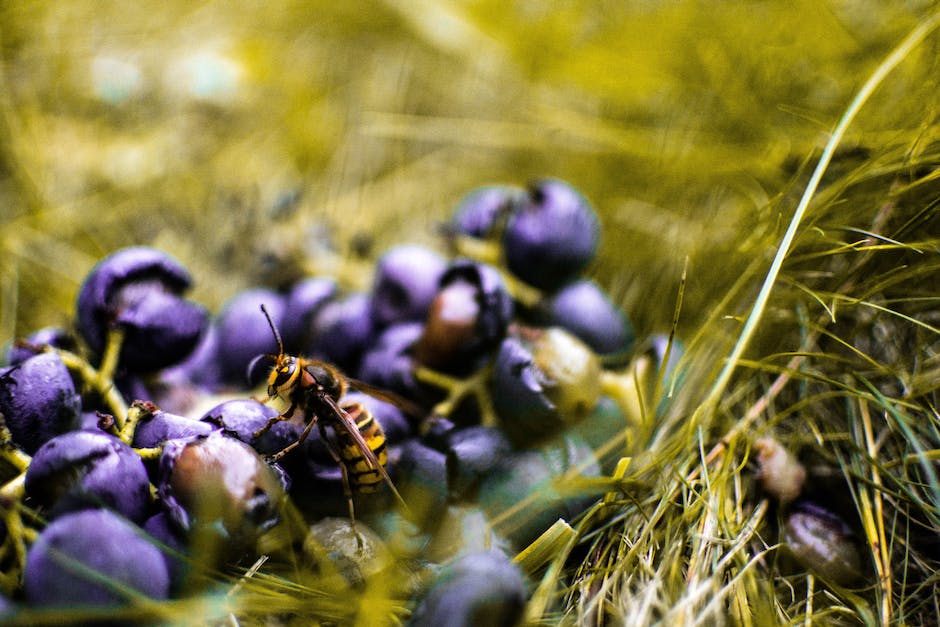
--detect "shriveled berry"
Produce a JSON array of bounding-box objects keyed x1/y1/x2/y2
[
  {"x1": 0, "y1": 352, "x2": 80, "y2": 454},
  {"x1": 409, "y1": 550, "x2": 526, "y2": 627},
  {"x1": 540, "y1": 278, "x2": 634, "y2": 359},
  {"x1": 280, "y1": 277, "x2": 338, "y2": 353},
  {"x1": 216, "y1": 288, "x2": 286, "y2": 385},
  {"x1": 25, "y1": 429, "x2": 152, "y2": 523},
  {"x1": 450, "y1": 185, "x2": 520, "y2": 238},
  {"x1": 76, "y1": 246, "x2": 208, "y2": 372},
  {"x1": 158, "y1": 432, "x2": 287, "y2": 544},
  {"x1": 414, "y1": 260, "x2": 513, "y2": 372},
  {"x1": 24, "y1": 509, "x2": 169, "y2": 609},
  {"x1": 783, "y1": 501, "x2": 861, "y2": 586},
  {"x1": 4, "y1": 326, "x2": 77, "y2": 366},
  {"x1": 503, "y1": 179, "x2": 600, "y2": 290},
  {"x1": 370, "y1": 245, "x2": 446, "y2": 329}
]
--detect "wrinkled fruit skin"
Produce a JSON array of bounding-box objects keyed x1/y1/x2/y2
[
  {"x1": 25, "y1": 430, "x2": 153, "y2": 524},
  {"x1": 492, "y1": 327, "x2": 604, "y2": 447},
  {"x1": 0, "y1": 352, "x2": 80, "y2": 455},
  {"x1": 24, "y1": 509, "x2": 169, "y2": 609},
  {"x1": 76, "y1": 246, "x2": 208, "y2": 372},
  {"x1": 784, "y1": 501, "x2": 862, "y2": 586},
  {"x1": 408, "y1": 550, "x2": 526, "y2": 627},
  {"x1": 503, "y1": 178, "x2": 600, "y2": 291}
]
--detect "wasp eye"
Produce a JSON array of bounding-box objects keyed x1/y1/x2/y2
[{"x1": 269, "y1": 359, "x2": 297, "y2": 394}]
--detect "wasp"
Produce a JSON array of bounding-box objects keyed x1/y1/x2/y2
[{"x1": 253, "y1": 304, "x2": 409, "y2": 520}]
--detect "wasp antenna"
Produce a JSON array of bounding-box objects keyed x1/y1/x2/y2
[
  {"x1": 260, "y1": 304, "x2": 284, "y2": 357},
  {"x1": 247, "y1": 353, "x2": 279, "y2": 387}
]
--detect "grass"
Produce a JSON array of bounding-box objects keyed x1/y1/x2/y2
[{"x1": 2, "y1": 1, "x2": 940, "y2": 624}]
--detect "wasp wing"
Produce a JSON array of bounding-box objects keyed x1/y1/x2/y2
[
  {"x1": 322, "y1": 393, "x2": 409, "y2": 510},
  {"x1": 345, "y1": 377, "x2": 425, "y2": 419}
]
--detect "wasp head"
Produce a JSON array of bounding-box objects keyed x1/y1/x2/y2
[{"x1": 267, "y1": 354, "x2": 300, "y2": 399}]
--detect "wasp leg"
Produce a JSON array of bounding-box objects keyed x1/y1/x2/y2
[
  {"x1": 317, "y1": 422, "x2": 364, "y2": 548},
  {"x1": 267, "y1": 409, "x2": 320, "y2": 463},
  {"x1": 254, "y1": 403, "x2": 297, "y2": 442}
]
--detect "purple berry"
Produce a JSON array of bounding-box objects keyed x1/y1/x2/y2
[
  {"x1": 445, "y1": 426, "x2": 513, "y2": 500},
  {"x1": 161, "y1": 322, "x2": 223, "y2": 392},
  {"x1": 143, "y1": 511, "x2": 190, "y2": 593},
  {"x1": 198, "y1": 398, "x2": 303, "y2": 459},
  {"x1": 409, "y1": 550, "x2": 526, "y2": 627},
  {"x1": 491, "y1": 327, "x2": 601, "y2": 447},
  {"x1": 280, "y1": 277, "x2": 338, "y2": 353},
  {"x1": 308, "y1": 292, "x2": 375, "y2": 372},
  {"x1": 24, "y1": 509, "x2": 169, "y2": 609},
  {"x1": 395, "y1": 439, "x2": 448, "y2": 529},
  {"x1": 414, "y1": 260, "x2": 513, "y2": 372},
  {"x1": 158, "y1": 432, "x2": 287, "y2": 544},
  {"x1": 370, "y1": 245, "x2": 446, "y2": 329},
  {"x1": 450, "y1": 185, "x2": 520, "y2": 238},
  {"x1": 503, "y1": 179, "x2": 600, "y2": 290},
  {"x1": 0, "y1": 352, "x2": 80, "y2": 454},
  {"x1": 478, "y1": 433, "x2": 599, "y2": 548},
  {"x1": 132, "y1": 407, "x2": 217, "y2": 449},
  {"x1": 4, "y1": 326, "x2": 77, "y2": 366},
  {"x1": 216, "y1": 288, "x2": 286, "y2": 385},
  {"x1": 357, "y1": 322, "x2": 424, "y2": 400},
  {"x1": 25, "y1": 430, "x2": 152, "y2": 523},
  {"x1": 541, "y1": 278, "x2": 634, "y2": 358},
  {"x1": 76, "y1": 247, "x2": 208, "y2": 372},
  {"x1": 341, "y1": 391, "x2": 413, "y2": 444}
]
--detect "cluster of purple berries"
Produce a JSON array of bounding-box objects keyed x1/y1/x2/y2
[{"x1": 0, "y1": 178, "x2": 666, "y2": 624}]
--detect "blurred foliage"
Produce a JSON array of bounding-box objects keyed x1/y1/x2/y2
[
  {"x1": 2, "y1": 0, "x2": 940, "y2": 624},
  {"x1": 0, "y1": 0, "x2": 932, "y2": 340}
]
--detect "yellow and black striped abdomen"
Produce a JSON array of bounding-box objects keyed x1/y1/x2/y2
[{"x1": 335, "y1": 403, "x2": 388, "y2": 493}]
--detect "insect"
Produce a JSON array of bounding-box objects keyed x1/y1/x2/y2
[{"x1": 253, "y1": 304, "x2": 409, "y2": 521}]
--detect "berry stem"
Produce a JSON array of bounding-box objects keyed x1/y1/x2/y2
[
  {"x1": 599, "y1": 354, "x2": 652, "y2": 426},
  {"x1": 0, "y1": 424, "x2": 31, "y2": 474},
  {"x1": 450, "y1": 234, "x2": 542, "y2": 307},
  {"x1": 98, "y1": 327, "x2": 125, "y2": 386},
  {"x1": 414, "y1": 364, "x2": 498, "y2": 426},
  {"x1": 118, "y1": 400, "x2": 154, "y2": 445},
  {"x1": 53, "y1": 346, "x2": 129, "y2": 430}
]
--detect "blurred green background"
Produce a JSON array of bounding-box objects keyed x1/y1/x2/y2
[{"x1": 0, "y1": 1, "x2": 935, "y2": 346}]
